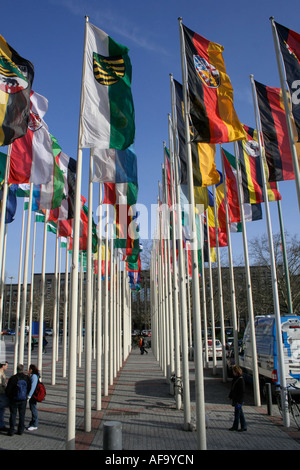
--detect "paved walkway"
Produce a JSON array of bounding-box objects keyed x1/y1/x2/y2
[{"x1": 1, "y1": 337, "x2": 300, "y2": 452}]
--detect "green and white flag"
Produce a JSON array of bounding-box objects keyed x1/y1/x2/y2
[{"x1": 80, "y1": 22, "x2": 135, "y2": 150}]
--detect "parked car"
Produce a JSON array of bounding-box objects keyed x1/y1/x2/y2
[
  {"x1": 131, "y1": 329, "x2": 140, "y2": 336},
  {"x1": 204, "y1": 338, "x2": 222, "y2": 360},
  {"x1": 239, "y1": 315, "x2": 300, "y2": 396},
  {"x1": 45, "y1": 328, "x2": 53, "y2": 336},
  {"x1": 141, "y1": 330, "x2": 151, "y2": 337},
  {"x1": 1, "y1": 328, "x2": 15, "y2": 335}
]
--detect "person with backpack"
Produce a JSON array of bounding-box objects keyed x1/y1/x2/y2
[
  {"x1": 5, "y1": 364, "x2": 31, "y2": 436},
  {"x1": 27, "y1": 364, "x2": 40, "y2": 431}
]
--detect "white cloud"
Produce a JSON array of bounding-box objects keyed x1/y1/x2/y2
[{"x1": 51, "y1": 0, "x2": 170, "y2": 55}]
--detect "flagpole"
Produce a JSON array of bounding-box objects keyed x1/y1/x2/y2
[
  {"x1": 161, "y1": 164, "x2": 171, "y2": 379},
  {"x1": 13, "y1": 200, "x2": 26, "y2": 372},
  {"x1": 276, "y1": 182, "x2": 293, "y2": 313},
  {"x1": 96, "y1": 183, "x2": 102, "y2": 410},
  {"x1": 179, "y1": 17, "x2": 206, "y2": 449},
  {"x1": 78, "y1": 251, "x2": 83, "y2": 367},
  {"x1": 163, "y1": 149, "x2": 175, "y2": 379},
  {"x1": 109, "y1": 222, "x2": 114, "y2": 386},
  {"x1": 51, "y1": 227, "x2": 59, "y2": 385},
  {"x1": 212, "y1": 186, "x2": 227, "y2": 382},
  {"x1": 27, "y1": 213, "x2": 36, "y2": 368},
  {"x1": 56, "y1": 237, "x2": 62, "y2": 360},
  {"x1": 104, "y1": 208, "x2": 109, "y2": 396},
  {"x1": 0, "y1": 145, "x2": 11, "y2": 287},
  {"x1": 221, "y1": 149, "x2": 239, "y2": 365},
  {"x1": 37, "y1": 210, "x2": 48, "y2": 377},
  {"x1": 84, "y1": 149, "x2": 93, "y2": 432},
  {"x1": 62, "y1": 238, "x2": 69, "y2": 378},
  {"x1": 158, "y1": 183, "x2": 167, "y2": 376},
  {"x1": 122, "y1": 259, "x2": 127, "y2": 362},
  {"x1": 250, "y1": 74, "x2": 289, "y2": 426},
  {"x1": 185, "y1": 245, "x2": 192, "y2": 359},
  {"x1": 170, "y1": 73, "x2": 191, "y2": 428},
  {"x1": 19, "y1": 183, "x2": 33, "y2": 364},
  {"x1": 66, "y1": 15, "x2": 89, "y2": 450},
  {"x1": 0, "y1": 226, "x2": 7, "y2": 329},
  {"x1": 205, "y1": 211, "x2": 217, "y2": 374},
  {"x1": 198, "y1": 214, "x2": 209, "y2": 368},
  {"x1": 167, "y1": 115, "x2": 182, "y2": 410},
  {"x1": 270, "y1": 17, "x2": 300, "y2": 212},
  {"x1": 234, "y1": 140, "x2": 261, "y2": 407}
]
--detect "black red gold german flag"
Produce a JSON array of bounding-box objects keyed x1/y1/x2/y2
[
  {"x1": 182, "y1": 24, "x2": 245, "y2": 144},
  {"x1": 274, "y1": 22, "x2": 300, "y2": 141},
  {"x1": 255, "y1": 80, "x2": 300, "y2": 182}
]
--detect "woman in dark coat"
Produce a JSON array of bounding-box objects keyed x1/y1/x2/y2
[{"x1": 228, "y1": 365, "x2": 247, "y2": 431}]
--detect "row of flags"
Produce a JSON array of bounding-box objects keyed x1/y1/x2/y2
[
  {"x1": 153, "y1": 19, "x2": 300, "y2": 448},
  {"x1": 0, "y1": 20, "x2": 141, "y2": 291},
  {"x1": 0, "y1": 13, "x2": 298, "y2": 449},
  {"x1": 170, "y1": 19, "x2": 300, "y2": 256}
]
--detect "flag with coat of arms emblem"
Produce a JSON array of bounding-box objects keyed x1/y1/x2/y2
[
  {"x1": 181, "y1": 23, "x2": 245, "y2": 144},
  {"x1": 80, "y1": 22, "x2": 135, "y2": 150},
  {"x1": 0, "y1": 35, "x2": 34, "y2": 146}
]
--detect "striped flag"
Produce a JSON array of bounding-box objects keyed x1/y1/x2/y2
[
  {"x1": 51, "y1": 151, "x2": 76, "y2": 220},
  {"x1": 221, "y1": 148, "x2": 263, "y2": 223},
  {"x1": 174, "y1": 79, "x2": 220, "y2": 187},
  {"x1": 182, "y1": 24, "x2": 245, "y2": 143},
  {"x1": 236, "y1": 126, "x2": 282, "y2": 202},
  {"x1": 254, "y1": 80, "x2": 300, "y2": 181},
  {"x1": 274, "y1": 22, "x2": 300, "y2": 140},
  {"x1": 8, "y1": 91, "x2": 55, "y2": 185}
]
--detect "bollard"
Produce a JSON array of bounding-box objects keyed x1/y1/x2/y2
[
  {"x1": 266, "y1": 383, "x2": 272, "y2": 415},
  {"x1": 103, "y1": 421, "x2": 122, "y2": 450}
]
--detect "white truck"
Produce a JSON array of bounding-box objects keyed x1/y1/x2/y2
[{"x1": 239, "y1": 315, "x2": 300, "y2": 395}]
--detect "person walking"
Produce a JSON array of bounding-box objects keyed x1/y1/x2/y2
[
  {"x1": 141, "y1": 338, "x2": 148, "y2": 354},
  {"x1": 0, "y1": 361, "x2": 9, "y2": 431},
  {"x1": 27, "y1": 364, "x2": 39, "y2": 431},
  {"x1": 228, "y1": 365, "x2": 247, "y2": 432},
  {"x1": 5, "y1": 364, "x2": 31, "y2": 436}
]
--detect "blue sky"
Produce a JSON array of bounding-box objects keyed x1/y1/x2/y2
[{"x1": 0, "y1": 0, "x2": 299, "y2": 280}]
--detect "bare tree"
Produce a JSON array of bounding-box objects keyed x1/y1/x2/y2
[{"x1": 248, "y1": 232, "x2": 300, "y2": 314}]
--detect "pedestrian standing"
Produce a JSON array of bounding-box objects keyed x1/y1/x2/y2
[
  {"x1": 27, "y1": 364, "x2": 39, "y2": 431},
  {"x1": 5, "y1": 364, "x2": 31, "y2": 436},
  {"x1": 228, "y1": 365, "x2": 247, "y2": 432},
  {"x1": 0, "y1": 361, "x2": 9, "y2": 431}
]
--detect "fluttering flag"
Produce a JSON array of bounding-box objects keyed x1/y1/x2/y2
[
  {"x1": 181, "y1": 24, "x2": 245, "y2": 144},
  {"x1": 81, "y1": 22, "x2": 135, "y2": 150},
  {"x1": 50, "y1": 150, "x2": 76, "y2": 220},
  {"x1": 103, "y1": 182, "x2": 138, "y2": 207},
  {"x1": 9, "y1": 91, "x2": 55, "y2": 185},
  {"x1": 254, "y1": 80, "x2": 300, "y2": 181},
  {"x1": 0, "y1": 183, "x2": 17, "y2": 223},
  {"x1": 222, "y1": 148, "x2": 263, "y2": 222},
  {"x1": 30, "y1": 155, "x2": 65, "y2": 212},
  {"x1": 174, "y1": 79, "x2": 220, "y2": 187},
  {"x1": 206, "y1": 189, "x2": 228, "y2": 248},
  {"x1": 59, "y1": 204, "x2": 97, "y2": 253},
  {"x1": 236, "y1": 125, "x2": 282, "y2": 202},
  {"x1": 0, "y1": 35, "x2": 34, "y2": 146},
  {"x1": 92, "y1": 145, "x2": 137, "y2": 184},
  {"x1": 274, "y1": 21, "x2": 300, "y2": 140}
]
